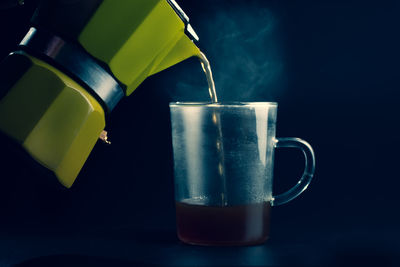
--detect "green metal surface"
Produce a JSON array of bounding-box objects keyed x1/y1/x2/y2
[
  {"x1": 79, "y1": 0, "x2": 200, "y2": 96},
  {"x1": 0, "y1": 52, "x2": 105, "y2": 188}
]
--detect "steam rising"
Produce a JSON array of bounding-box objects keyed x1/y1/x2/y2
[{"x1": 169, "y1": 2, "x2": 285, "y2": 102}]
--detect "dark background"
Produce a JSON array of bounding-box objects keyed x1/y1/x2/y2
[{"x1": 0, "y1": 0, "x2": 399, "y2": 266}]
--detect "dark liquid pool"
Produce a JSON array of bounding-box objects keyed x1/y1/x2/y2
[{"x1": 176, "y1": 201, "x2": 271, "y2": 246}]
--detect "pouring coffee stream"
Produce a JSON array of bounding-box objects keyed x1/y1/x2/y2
[
  {"x1": 198, "y1": 52, "x2": 228, "y2": 206},
  {"x1": 198, "y1": 52, "x2": 218, "y2": 103}
]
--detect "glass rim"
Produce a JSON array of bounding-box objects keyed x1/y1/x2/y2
[{"x1": 169, "y1": 101, "x2": 278, "y2": 107}]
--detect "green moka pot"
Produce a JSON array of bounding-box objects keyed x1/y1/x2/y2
[{"x1": 0, "y1": 0, "x2": 200, "y2": 188}]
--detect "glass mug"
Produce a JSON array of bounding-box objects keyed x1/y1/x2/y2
[{"x1": 170, "y1": 102, "x2": 315, "y2": 246}]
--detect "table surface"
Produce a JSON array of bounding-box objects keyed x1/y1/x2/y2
[{"x1": 1, "y1": 218, "x2": 399, "y2": 267}]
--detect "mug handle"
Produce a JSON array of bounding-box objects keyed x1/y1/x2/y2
[{"x1": 271, "y1": 137, "x2": 316, "y2": 206}]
